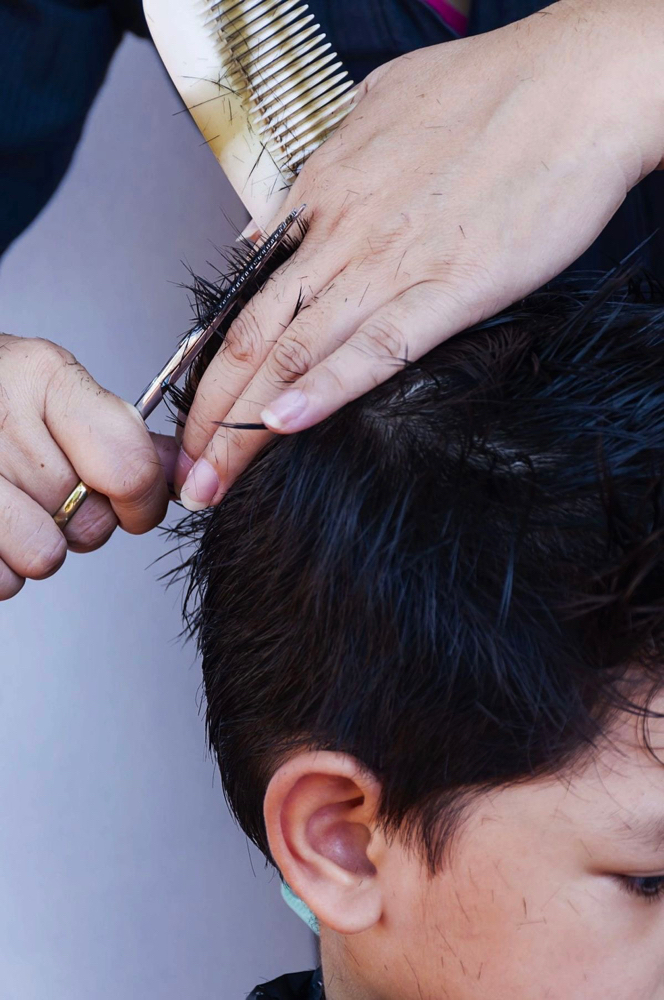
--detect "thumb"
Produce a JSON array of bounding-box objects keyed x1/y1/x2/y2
[
  {"x1": 45, "y1": 362, "x2": 169, "y2": 534},
  {"x1": 150, "y1": 432, "x2": 179, "y2": 496}
]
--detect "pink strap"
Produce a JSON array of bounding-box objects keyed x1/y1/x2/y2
[{"x1": 423, "y1": 0, "x2": 468, "y2": 36}]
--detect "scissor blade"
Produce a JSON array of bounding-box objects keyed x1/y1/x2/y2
[{"x1": 134, "y1": 205, "x2": 305, "y2": 421}]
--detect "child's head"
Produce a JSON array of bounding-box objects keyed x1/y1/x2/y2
[{"x1": 177, "y1": 272, "x2": 664, "y2": 999}]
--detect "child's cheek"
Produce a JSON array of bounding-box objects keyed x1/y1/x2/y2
[{"x1": 419, "y1": 852, "x2": 575, "y2": 986}]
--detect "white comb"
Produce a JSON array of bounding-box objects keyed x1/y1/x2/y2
[{"x1": 143, "y1": 0, "x2": 356, "y2": 228}]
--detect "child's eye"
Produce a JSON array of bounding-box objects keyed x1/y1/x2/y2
[{"x1": 620, "y1": 875, "x2": 664, "y2": 903}]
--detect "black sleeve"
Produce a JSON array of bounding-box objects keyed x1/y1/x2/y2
[{"x1": 0, "y1": 0, "x2": 147, "y2": 256}]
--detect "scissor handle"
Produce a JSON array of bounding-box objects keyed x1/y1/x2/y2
[{"x1": 52, "y1": 207, "x2": 304, "y2": 531}]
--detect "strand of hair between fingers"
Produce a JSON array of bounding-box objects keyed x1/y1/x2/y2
[{"x1": 214, "y1": 421, "x2": 267, "y2": 429}]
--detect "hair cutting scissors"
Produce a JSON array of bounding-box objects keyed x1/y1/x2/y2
[{"x1": 52, "y1": 206, "x2": 304, "y2": 530}]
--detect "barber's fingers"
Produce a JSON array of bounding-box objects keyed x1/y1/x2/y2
[
  {"x1": 150, "y1": 433, "x2": 179, "y2": 492},
  {"x1": 0, "y1": 407, "x2": 177, "y2": 550},
  {"x1": 0, "y1": 558, "x2": 24, "y2": 601},
  {"x1": 0, "y1": 476, "x2": 67, "y2": 591},
  {"x1": 178, "y1": 229, "x2": 342, "y2": 485},
  {"x1": 179, "y1": 279, "x2": 482, "y2": 509},
  {"x1": 43, "y1": 361, "x2": 169, "y2": 534},
  {"x1": 178, "y1": 153, "x2": 353, "y2": 481},
  {"x1": 179, "y1": 267, "x2": 399, "y2": 507},
  {"x1": 262, "y1": 280, "x2": 480, "y2": 432},
  {"x1": 63, "y1": 493, "x2": 117, "y2": 553},
  {"x1": 0, "y1": 337, "x2": 178, "y2": 603},
  {"x1": 0, "y1": 429, "x2": 179, "y2": 595},
  {"x1": 64, "y1": 434, "x2": 178, "y2": 551},
  {"x1": 0, "y1": 415, "x2": 118, "y2": 553}
]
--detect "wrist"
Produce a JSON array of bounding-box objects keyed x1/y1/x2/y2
[{"x1": 535, "y1": 0, "x2": 664, "y2": 180}]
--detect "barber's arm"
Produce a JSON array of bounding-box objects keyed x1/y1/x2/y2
[
  {"x1": 177, "y1": 0, "x2": 664, "y2": 510},
  {"x1": 0, "y1": 1, "x2": 174, "y2": 601}
]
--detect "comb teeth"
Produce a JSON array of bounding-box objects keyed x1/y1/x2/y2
[{"x1": 203, "y1": 0, "x2": 355, "y2": 178}]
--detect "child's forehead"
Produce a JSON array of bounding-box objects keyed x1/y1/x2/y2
[
  {"x1": 459, "y1": 701, "x2": 664, "y2": 847},
  {"x1": 595, "y1": 688, "x2": 664, "y2": 768},
  {"x1": 561, "y1": 701, "x2": 664, "y2": 798}
]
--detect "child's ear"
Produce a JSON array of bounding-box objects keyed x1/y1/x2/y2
[{"x1": 264, "y1": 752, "x2": 386, "y2": 934}]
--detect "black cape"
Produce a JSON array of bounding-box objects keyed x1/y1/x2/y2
[{"x1": 248, "y1": 968, "x2": 324, "y2": 1000}]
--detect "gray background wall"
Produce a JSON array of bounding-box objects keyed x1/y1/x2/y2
[{"x1": 0, "y1": 34, "x2": 313, "y2": 1000}]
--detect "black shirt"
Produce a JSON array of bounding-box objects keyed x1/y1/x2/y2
[{"x1": 3, "y1": 0, "x2": 663, "y2": 275}]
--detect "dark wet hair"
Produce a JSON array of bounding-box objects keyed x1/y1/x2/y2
[{"x1": 170, "y1": 261, "x2": 664, "y2": 870}]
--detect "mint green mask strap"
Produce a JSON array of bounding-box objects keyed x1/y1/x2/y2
[{"x1": 281, "y1": 881, "x2": 320, "y2": 936}]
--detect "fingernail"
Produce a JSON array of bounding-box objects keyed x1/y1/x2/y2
[
  {"x1": 180, "y1": 458, "x2": 219, "y2": 512},
  {"x1": 261, "y1": 390, "x2": 308, "y2": 432},
  {"x1": 174, "y1": 448, "x2": 194, "y2": 494}
]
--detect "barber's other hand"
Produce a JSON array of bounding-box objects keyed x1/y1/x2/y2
[
  {"x1": 0, "y1": 334, "x2": 177, "y2": 600},
  {"x1": 177, "y1": 0, "x2": 664, "y2": 510}
]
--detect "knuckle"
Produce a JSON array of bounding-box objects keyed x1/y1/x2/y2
[
  {"x1": 0, "y1": 336, "x2": 74, "y2": 367},
  {"x1": 361, "y1": 59, "x2": 392, "y2": 94},
  {"x1": 107, "y1": 448, "x2": 163, "y2": 509},
  {"x1": 422, "y1": 272, "x2": 498, "y2": 327},
  {"x1": 0, "y1": 567, "x2": 25, "y2": 601},
  {"x1": 40, "y1": 344, "x2": 96, "y2": 400},
  {"x1": 65, "y1": 496, "x2": 117, "y2": 552},
  {"x1": 315, "y1": 360, "x2": 346, "y2": 396},
  {"x1": 34, "y1": 339, "x2": 77, "y2": 376},
  {"x1": 363, "y1": 66, "x2": 382, "y2": 90},
  {"x1": 270, "y1": 335, "x2": 314, "y2": 382},
  {"x1": 183, "y1": 404, "x2": 216, "y2": 449},
  {"x1": 356, "y1": 317, "x2": 406, "y2": 360},
  {"x1": 0, "y1": 334, "x2": 23, "y2": 365},
  {"x1": 38, "y1": 338, "x2": 75, "y2": 363},
  {"x1": 292, "y1": 157, "x2": 340, "y2": 214},
  {"x1": 349, "y1": 212, "x2": 413, "y2": 258},
  {"x1": 0, "y1": 337, "x2": 82, "y2": 407},
  {"x1": 223, "y1": 310, "x2": 265, "y2": 368}
]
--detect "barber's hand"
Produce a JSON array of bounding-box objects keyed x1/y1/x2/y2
[
  {"x1": 177, "y1": 0, "x2": 664, "y2": 510},
  {"x1": 0, "y1": 334, "x2": 177, "y2": 600}
]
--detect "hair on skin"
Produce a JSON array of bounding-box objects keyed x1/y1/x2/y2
[
  {"x1": 167, "y1": 256, "x2": 664, "y2": 873},
  {"x1": 169, "y1": 223, "x2": 307, "y2": 429}
]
